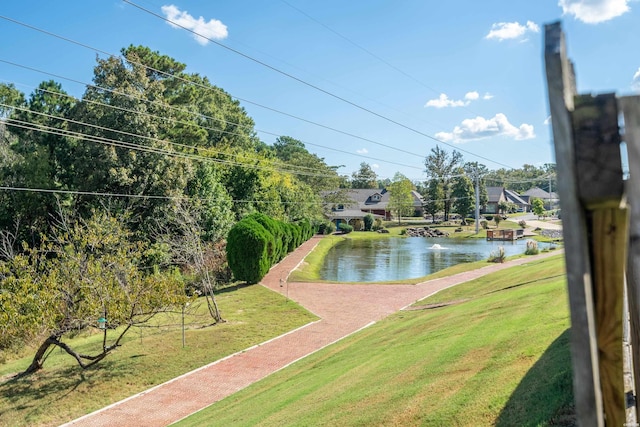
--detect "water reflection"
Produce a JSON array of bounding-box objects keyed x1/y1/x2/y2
[{"x1": 320, "y1": 237, "x2": 547, "y2": 282}]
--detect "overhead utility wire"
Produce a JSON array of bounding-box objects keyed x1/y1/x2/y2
[
  {"x1": 0, "y1": 186, "x2": 330, "y2": 205},
  {"x1": 15, "y1": 82, "x2": 422, "y2": 172},
  {"x1": 2, "y1": 101, "x2": 338, "y2": 177},
  {"x1": 279, "y1": 0, "x2": 440, "y2": 96},
  {"x1": 5, "y1": 118, "x2": 343, "y2": 180},
  {"x1": 0, "y1": 16, "x2": 426, "y2": 161},
  {"x1": 122, "y1": 0, "x2": 516, "y2": 170}
]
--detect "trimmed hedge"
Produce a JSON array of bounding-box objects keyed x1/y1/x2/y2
[
  {"x1": 226, "y1": 218, "x2": 272, "y2": 284},
  {"x1": 226, "y1": 213, "x2": 314, "y2": 284}
]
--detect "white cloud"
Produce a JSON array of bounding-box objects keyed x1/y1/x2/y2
[
  {"x1": 356, "y1": 148, "x2": 369, "y2": 154},
  {"x1": 425, "y1": 93, "x2": 466, "y2": 108},
  {"x1": 372, "y1": 164, "x2": 380, "y2": 169},
  {"x1": 559, "y1": 0, "x2": 630, "y2": 24},
  {"x1": 486, "y1": 21, "x2": 540, "y2": 41},
  {"x1": 435, "y1": 113, "x2": 535, "y2": 143},
  {"x1": 161, "y1": 4, "x2": 228, "y2": 45},
  {"x1": 464, "y1": 91, "x2": 479, "y2": 101},
  {"x1": 425, "y1": 91, "x2": 492, "y2": 108},
  {"x1": 633, "y1": 67, "x2": 640, "y2": 91}
]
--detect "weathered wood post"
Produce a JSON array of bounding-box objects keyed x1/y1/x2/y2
[
  {"x1": 544, "y1": 22, "x2": 604, "y2": 426},
  {"x1": 545, "y1": 22, "x2": 630, "y2": 425},
  {"x1": 572, "y1": 93, "x2": 628, "y2": 427},
  {"x1": 620, "y1": 95, "x2": 640, "y2": 421}
]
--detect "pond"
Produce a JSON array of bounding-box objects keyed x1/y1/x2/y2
[{"x1": 319, "y1": 237, "x2": 550, "y2": 282}]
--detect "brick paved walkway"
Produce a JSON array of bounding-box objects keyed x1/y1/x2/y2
[{"x1": 63, "y1": 236, "x2": 562, "y2": 427}]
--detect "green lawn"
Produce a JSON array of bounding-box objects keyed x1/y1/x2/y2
[
  {"x1": 178, "y1": 254, "x2": 572, "y2": 426},
  {"x1": 0, "y1": 285, "x2": 317, "y2": 427}
]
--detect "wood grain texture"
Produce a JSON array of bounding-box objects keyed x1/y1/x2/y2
[
  {"x1": 544, "y1": 21, "x2": 604, "y2": 426},
  {"x1": 591, "y1": 208, "x2": 629, "y2": 427}
]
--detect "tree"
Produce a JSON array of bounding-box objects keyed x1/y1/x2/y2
[
  {"x1": 532, "y1": 197, "x2": 545, "y2": 218},
  {"x1": 423, "y1": 179, "x2": 444, "y2": 222},
  {"x1": 424, "y1": 146, "x2": 463, "y2": 221},
  {"x1": 451, "y1": 174, "x2": 475, "y2": 218},
  {"x1": 387, "y1": 173, "x2": 414, "y2": 224},
  {"x1": 1, "y1": 212, "x2": 187, "y2": 375},
  {"x1": 363, "y1": 213, "x2": 374, "y2": 231},
  {"x1": 351, "y1": 162, "x2": 378, "y2": 189}
]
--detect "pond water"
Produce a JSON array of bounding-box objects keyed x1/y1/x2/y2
[{"x1": 319, "y1": 237, "x2": 550, "y2": 282}]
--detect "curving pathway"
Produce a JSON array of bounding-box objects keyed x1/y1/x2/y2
[{"x1": 63, "y1": 235, "x2": 563, "y2": 427}]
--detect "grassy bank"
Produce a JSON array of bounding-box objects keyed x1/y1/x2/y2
[
  {"x1": 0, "y1": 285, "x2": 317, "y2": 427},
  {"x1": 178, "y1": 254, "x2": 571, "y2": 426}
]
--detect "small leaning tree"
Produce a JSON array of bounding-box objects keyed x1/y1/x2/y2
[{"x1": 0, "y1": 212, "x2": 187, "y2": 376}]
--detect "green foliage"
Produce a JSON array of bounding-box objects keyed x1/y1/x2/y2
[
  {"x1": 422, "y1": 178, "x2": 444, "y2": 221},
  {"x1": 532, "y1": 197, "x2": 546, "y2": 218},
  {"x1": 518, "y1": 220, "x2": 527, "y2": 229},
  {"x1": 246, "y1": 212, "x2": 285, "y2": 264},
  {"x1": 387, "y1": 172, "x2": 414, "y2": 223},
  {"x1": 338, "y1": 223, "x2": 353, "y2": 234},
  {"x1": 350, "y1": 162, "x2": 378, "y2": 189},
  {"x1": 451, "y1": 174, "x2": 475, "y2": 218},
  {"x1": 363, "y1": 214, "x2": 374, "y2": 231},
  {"x1": 465, "y1": 218, "x2": 475, "y2": 227},
  {"x1": 226, "y1": 218, "x2": 272, "y2": 284},
  {"x1": 0, "y1": 212, "x2": 187, "y2": 372},
  {"x1": 485, "y1": 215, "x2": 493, "y2": 221},
  {"x1": 424, "y1": 145, "x2": 463, "y2": 221},
  {"x1": 494, "y1": 215, "x2": 502, "y2": 228}
]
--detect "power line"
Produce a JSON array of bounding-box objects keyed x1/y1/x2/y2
[
  {"x1": 122, "y1": 1, "x2": 517, "y2": 169},
  {"x1": 15, "y1": 82, "x2": 424, "y2": 172},
  {"x1": 0, "y1": 17, "x2": 429, "y2": 161},
  {"x1": 0, "y1": 58, "x2": 427, "y2": 170}
]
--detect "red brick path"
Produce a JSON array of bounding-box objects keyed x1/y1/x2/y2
[{"x1": 63, "y1": 236, "x2": 562, "y2": 427}]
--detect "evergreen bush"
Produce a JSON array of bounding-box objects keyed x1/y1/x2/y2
[{"x1": 226, "y1": 218, "x2": 272, "y2": 284}]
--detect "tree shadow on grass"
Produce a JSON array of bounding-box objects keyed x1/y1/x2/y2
[
  {"x1": 0, "y1": 359, "x2": 134, "y2": 423},
  {"x1": 496, "y1": 329, "x2": 575, "y2": 426}
]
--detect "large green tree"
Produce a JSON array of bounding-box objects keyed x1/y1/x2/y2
[
  {"x1": 387, "y1": 172, "x2": 415, "y2": 224},
  {"x1": 423, "y1": 179, "x2": 444, "y2": 222},
  {"x1": 424, "y1": 146, "x2": 463, "y2": 221},
  {"x1": 351, "y1": 162, "x2": 378, "y2": 189},
  {"x1": 451, "y1": 174, "x2": 475, "y2": 218}
]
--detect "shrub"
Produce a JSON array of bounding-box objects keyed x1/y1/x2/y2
[
  {"x1": 518, "y1": 220, "x2": 527, "y2": 229},
  {"x1": 494, "y1": 215, "x2": 502, "y2": 228},
  {"x1": 246, "y1": 212, "x2": 283, "y2": 263},
  {"x1": 226, "y1": 218, "x2": 272, "y2": 284},
  {"x1": 455, "y1": 227, "x2": 463, "y2": 232},
  {"x1": 363, "y1": 214, "x2": 374, "y2": 231},
  {"x1": 488, "y1": 246, "x2": 506, "y2": 263},
  {"x1": 400, "y1": 228, "x2": 407, "y2": 235},
  {"x1": 338, "y1": 223, "x2": 353, "y2": 234},
  {"x1": 465, "y1": 218, "x2": 475, "y2": 227},
  {"x1": 352, "y1": 219, "x2": 363, "y2": 231},
  {"x1": 525, "y1": 240, "x2": 539, "y2": 255},
  {"x1": 325, "y1": 221, "x2": 336, "y2": 234},
  {"x1": 480, "y1": 220, "x2": 488, "y2": 229},
  {"x1": 485, "y1": 215, "x2": 493, "y2": 221}
]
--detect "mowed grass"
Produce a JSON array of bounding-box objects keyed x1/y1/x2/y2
[
  {"x1": 0, "y1": 285, "x2": 317, "y2": 427},
  {"x1": 178, "y1": 254, "x2": 572, "y2": 426}
]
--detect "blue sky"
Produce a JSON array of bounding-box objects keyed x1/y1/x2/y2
[{"x1": 1, "y1": 0, "x2": 639, "y2": 182}]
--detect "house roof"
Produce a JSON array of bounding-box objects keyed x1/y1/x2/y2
[
  {"x1": 326, "y1": 188, "x2": 423, "y2": 211},
  {"x1": 523, "y1": 187, "x2": 559, "y2": 200},
  {"x1": 486, "y1": 187, "x2": 506, "y2": 203},
  {"x1": 504, "y1": 189, "x2": 529, "y2": 205}
]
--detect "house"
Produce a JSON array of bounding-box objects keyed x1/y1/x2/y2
[
  {"x1": 484, "y1": 187, "x2": 507, "y2": 214},
  {"x1": 522, "y1": 187, "x2": 559, "y2": 209},
  {"x1": 504, "y1": 189, "x2": 530, "y2": 212},
  {"x1": 483, "y1": 187, "x2": 530, "y2": 214},
  {"x1": 324, "y1": 188, "x2": 424, "y2": 225}
]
